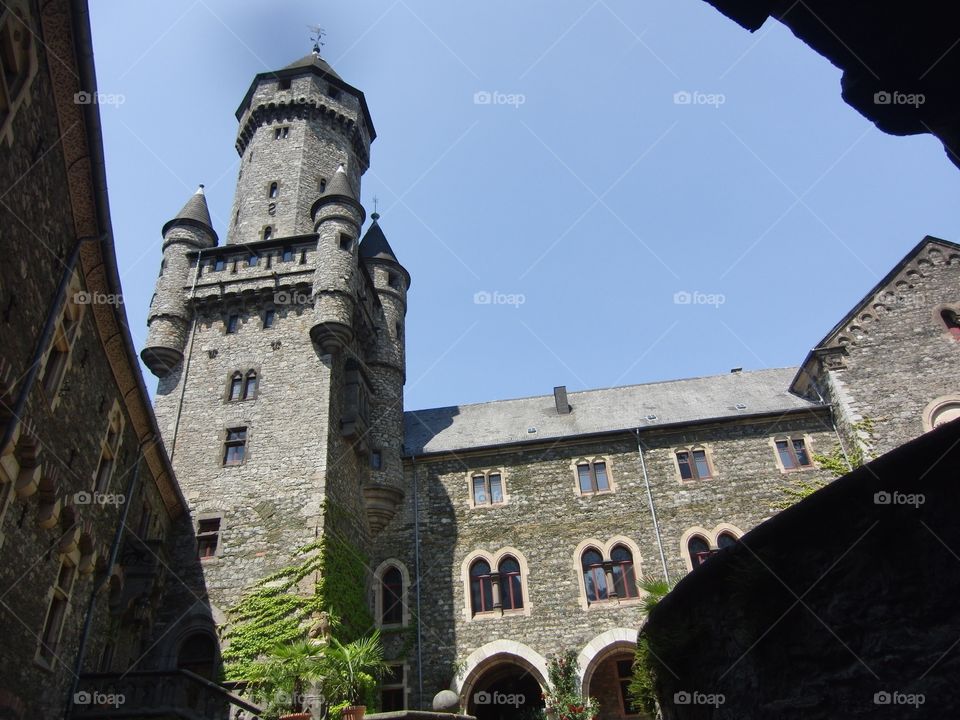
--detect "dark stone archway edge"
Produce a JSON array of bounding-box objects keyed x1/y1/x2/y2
[{"x1": 700, "y1": 1, "x2": 960, "y2": 170}]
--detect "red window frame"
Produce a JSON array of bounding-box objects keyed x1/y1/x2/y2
[{"x1": 499, "y1": 557, "x2": 523, "y2": 610}]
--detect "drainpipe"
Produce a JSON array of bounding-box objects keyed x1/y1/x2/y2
[
  {"x1": 636, "y1": 429, "x2": 669, "y2": 583},
  {"x1": 64, "y1": 444, "x2": 143, "y2": 720},
  {"x1": 0, "y1": 235, "x2": 102, "y2": 456},
  {"x1": 808, "y1": 379, "x2": 853, "y2": 471},
  {"x1": 411, "y1": 455, "x2": 423, "y2": 707},
  {"x1": 168, "y1": 258, "x2": 203, "y2": 462}
]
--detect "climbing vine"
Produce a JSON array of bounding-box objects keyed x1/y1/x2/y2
[
  {"x1": 222, "y1": 510, "x2": 373, "y2": 681},
  {"x1": 628, "y1": 579, "x2": 674, "y2": 717}
]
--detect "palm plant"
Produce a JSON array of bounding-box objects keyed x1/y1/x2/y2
[
  {"x1": 247, "y1": 638, "x2": 326, "y2": 718},
  {"x1": 321, "y1": 631, "x2": 389, "y2": 709}
]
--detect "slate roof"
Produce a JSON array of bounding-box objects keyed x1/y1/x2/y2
[
  {"x1": 284, "y1": 52, "x2": 342, "y2": 80},
  {"x1": 359, "y1": 215, "x2": 399, "y2": 263},
  {"x1": 162, "y1": 185, "x2": 217, "y2": 242},
  {"x1": 404, "y1": 367, "x2": 820, "y2": 455}
]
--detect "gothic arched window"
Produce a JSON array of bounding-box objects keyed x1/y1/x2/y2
[
  {"x1": 610, "y1": 545, "x2": 638, "y2": 599},
  {"x1": 942, "y1": 309, "x2": 960, "y2": 340},
  {"x1": 469, "y1": 559, "x2": 494, "y2": 614},
  {"x1": 381, "y1": 566, "x2": 403, "y2": 625},
  {"x1": 243, "y1": 370, "x2": 258, "y2": 400},
  {"x1": 581, "y1": 548, "x2": 607, "y2": 602},
  {"x1": 498, "y1": 556, "x2": 523, "y2": 610},
  {"x1": 228, "y1": 372, "x2": 242, "y2": 401},
  {"x1": 268, "y1": 181, "x2": 278, "y2": 198},
  {"x1": 717, "y1": 532, "x2": 738, "y2": 549},
  {"x1": 688, "y1": 535, "x2": 712, "y2": 566}
]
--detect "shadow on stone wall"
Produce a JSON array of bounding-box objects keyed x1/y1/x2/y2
[{"x1": 646, "y1": 418, "x2": 960, "y2": 719}]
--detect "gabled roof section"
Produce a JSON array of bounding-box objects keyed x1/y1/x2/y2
[
  {"x1": 790, "y1": 235, "x2": 960, "y2": 393},
  {"x1": 162, "y1": 185, "x2": 218, "y2": 243},
  {"x1": 405, "y1": 368, "x2": 821, "y2": 456}
]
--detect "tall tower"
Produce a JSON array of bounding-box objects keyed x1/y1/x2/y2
[{"x1": 141, "y1": 51, "x2": 409, "y2": 618}]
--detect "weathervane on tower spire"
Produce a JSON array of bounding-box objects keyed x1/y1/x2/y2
[{"x1": 308, "y1": 24, "x2": 326, "y2": 55}]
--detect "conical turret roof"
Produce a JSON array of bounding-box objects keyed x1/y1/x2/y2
[
  {"x1": 162, "y1": 185, "x2": 217, "y2": 242},
  {"x1": 323, "y1": 164, "x2": 356, "y2": 199},
  {"x1": 359, "y1": 213, "x2": 399, "y2": 263}
]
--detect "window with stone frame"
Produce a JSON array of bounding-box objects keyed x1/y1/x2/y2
[
  {"x1": 775, "y1": 437, "x2": 812, "y2": 470},
  {"x1": 470, "y1": 470, "x2": 504, "y2": 507},
  {"x1": 469, "y1": 559, "x2": 495, "y2": 614},
  {"x1": 243, "y1": 370, "x2": 258, "y2": 400},
  {"x1": 610, "y1": 545, "x2": 639, "y2": 599},
  {"x1": 676, "y1": 448, "x2": 713, "y2": 481},
  {"x1": 380, "y1": 565, "x2": 403, "y2": 626},
  {"x1": 93, "y1": 404, "x2": 123, "y2": 494},
  {"x1": 281, "y1": 246, "x2": 294, "y2": 262},
  {"x1": 576, "y1": 459, "x2": 610, "y2": 494},
  {"x1": 581, "y1": 547, "x2": 608, "y2": 603},
  {"x1": 268, "y1": 181, "x2": 278, "y2": 198},
  {"x1": 380, "y1": 664, "x2": 405, "y2": 711},
  {"x1": 222, "y1": 427, "x2": 247, "y2": 466},
  {"x1": 262, "y1": 309, "x2": 275, "y2": 329},
  {"x1": 941, "y1": 309, "x2": 960, "y2": 340},
  {"x1": 687, "y1": 535, "x2": 716, "y2": 567},
  {"x1": 227, "y1": 372, "x2": 243, "y2": 401},
  {"x1": 498, "y1": 556, "x2": 524, "y2": 610},
  {"x1": 40, "y1": 275, "x2": 84, "y2": 406},
  {"x1": 273, "y1": 126, "x2": 289, "y2": 140},
  {"x1": 197, "y1": 517, "x2": 221, "y2": 559},
  {"x1": 37, "y1": 557, "x2": 77, "y2": 664}
]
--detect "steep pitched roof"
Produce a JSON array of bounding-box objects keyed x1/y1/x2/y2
[
  {"x1": 404, "y1": 367, "x2": 819, "y2": 455},
  {"x1": 359, "y1": 214, "x2": 399, "y2": 263},
  {"x1": 161, "y1": 185, "x2": 217, "y2": 242},
  {"x1": 323, "y1": 164, "x2": 355, "y2": 199}
]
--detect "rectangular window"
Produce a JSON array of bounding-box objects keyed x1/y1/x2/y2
[
  {"x1": 197, "y1": 518, "x2": 221, "y2": 558},
  {"x1": 262, "y1": 310, "x2": 275, "y2": 329},
  {"x1": 371, "y1": 450, "x2": 382, "y2": 470},
  {"x1": 577, "y1": 461, "x2": 611, "y2": 493},
  {"x1": 380, "y1": 665, "x2": 405, "y2": 711},
  {"x1": 248, "y1": 254, "x2": 258, "y2": 267},
  {"x1": 278, "y1": 78, "x2": 290, "y2": 90},
  {"x1": 223, "y1": 427, "x2": 247, "y2": 466},
  {"x1": 677, "y1": 449, "x2": 711, "y2": 480},
  {"x1": 39, "y1": 562, "x2": 76, "y2": 662},
  {"x1": 488, "y1": 473, "x2": 503, "y2": 503},
  {"x1": 776, "y1": 438, "x2": 812, "y2": 469},
  {"x1": 339, "y1": 233, "x2": 352, "y2": 251},
  {"x1": 226, "y1": 314, "x2": 239, "y2": 334},
  {"x1": 617, "y1": 659, "x2": 639, "y2": 715},
  {"x1": 274, "y1": 126, "x2": 289, "y2": 140},
  {"x1": 214, "y1": 256, "x2": 226, "y2": 272},
  {"x1": 472, "y1": 475, "x2": 487, "y2": 505},
  {"x1": 282, "y1": 247, "x2": 294, "y2": 262},
  {"x1": 94, "y1": 409, "x2": 123, "y2": 493},
  {"x1": 41, "y1": 333, "x2": 69, "y2": 395}
]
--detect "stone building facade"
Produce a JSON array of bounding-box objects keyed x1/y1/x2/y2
[
  {"x1": 0, "y1": 1, "x2": 228, "y2": 718},
  {"x1": 136, "y1": 47, "x2": 960, "y2": 720}
]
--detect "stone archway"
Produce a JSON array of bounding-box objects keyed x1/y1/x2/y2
[
  {"x1": 578, "y1": 628, "x2": 641, "y2": 720},
  {"x1": 457, "y1": 642, "x2": 548, "y2": 720}
]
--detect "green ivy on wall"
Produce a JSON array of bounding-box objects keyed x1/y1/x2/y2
[{"x1": 222, "y1": 514, "x2": 373, "y2": 680}]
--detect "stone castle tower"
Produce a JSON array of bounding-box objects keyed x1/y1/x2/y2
[{"x1": 141, "y1": 51, "x2": 409, "y2": 611}]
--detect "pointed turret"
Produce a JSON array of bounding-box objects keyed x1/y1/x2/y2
[
  {"x1": 359, "y1": 212, "x2": 400, "y2": 263},
  {"x1": 142, "y1": 185, "x2": 217, "y2": 378},
  {"x1": 162, "y1": 185, "x2": 218, "y2": 243}
]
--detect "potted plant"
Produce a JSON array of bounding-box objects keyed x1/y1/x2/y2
[
  {"x1": 321, "y1": 631, "x2": 389, "y2": 720},
  {"x1": 247, "y1": 638, "x2": 326, "y2": 720}
]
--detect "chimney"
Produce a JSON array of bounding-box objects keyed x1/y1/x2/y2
[
  {"x1": 554, "y1": 386, "x2": 571, "y2": 415},
  {"x1": 730, "y1": 367, "x2": 742, "y2": 374}
]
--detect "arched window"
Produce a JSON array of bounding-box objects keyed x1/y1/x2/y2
[
  {"x1": 469, "y1": 559, "x2": 494, "y2": 614},
  {"x1": 581, "y1": 548, "x2": 607, "y2": 602},
  {"x1": 717, "y1": 532, "x2": 738, "y2": 549},
  {"x1": 499, "y1": 556, "x2": 523, "y2": 610},
  {"x1": 243, "y1": 370, "x2": 258, "y2": 400},
  {"x1": 688, "y1": 535, "x2": 712, "y2": 566},
  {"x1": 263, "y1": 226, "x2": 273, "y2": 241},
  {"x1": 177, "y1": 633, "x2": 217, "y2": 679},
  {"x1": 610, "y1": 545, "x2": 638, "y2": 599},
  {"x1": 381, "y1": 566, "x2": 403, "y2": 625},
  {"x1": 942, "y1": 309, "x2": 960, "y2": 340},
  {"x1": 228, "y1": 372, "x2": 242, "y2": 401},
  {"x1": 269, "y1": 181, "x2": 278, "y2": 198}
]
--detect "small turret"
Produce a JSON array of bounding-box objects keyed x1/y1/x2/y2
[
  {"x1": 308, "y1": 165, "x2": 365, "y2": 354},
  {"x1": 359, "y1": 212, "x2": 410, "y2": 534},
  {"x1": 141, "y1": 186, "x2": 217, "y2": 377}
]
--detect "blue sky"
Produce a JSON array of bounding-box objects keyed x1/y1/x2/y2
[{"x1": 89, "y1": 1, "x2": 960, "y2": 411}]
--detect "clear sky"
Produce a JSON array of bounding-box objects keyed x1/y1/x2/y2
[{"x1": 89, "y1": 1, "x2": 960, "y2": 412}]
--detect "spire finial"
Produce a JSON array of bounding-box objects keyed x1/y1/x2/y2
[
  {"x1": 308, "y1": 24, "x2": 326, "y2": 55},
  {"x1": 197, "y1": 184, "x2": 205, "y2": 194},
  {"x1": 371, "y1": 195, "x2": 380, "y2": 221}
]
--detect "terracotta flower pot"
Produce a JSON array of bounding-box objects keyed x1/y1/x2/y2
[{"x1": 341, "y1": 705, "x2": 366, "y2": 720}]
